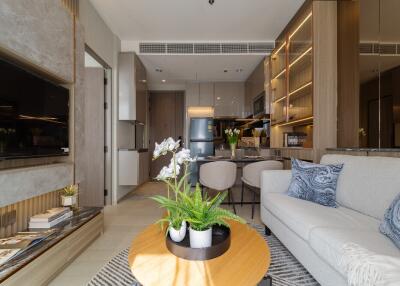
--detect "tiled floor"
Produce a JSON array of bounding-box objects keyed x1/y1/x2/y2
[{"x1": 49, "y1": 181, "x2": 262, "y2": 286}]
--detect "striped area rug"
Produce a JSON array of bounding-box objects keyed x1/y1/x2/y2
[{"x1": 88, "y1": 224, "x2": 320, "y2": 286}]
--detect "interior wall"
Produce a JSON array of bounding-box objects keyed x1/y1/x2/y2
[
  {"x1": 0, "y1": 0, "x2": 76, "y2": 206},
  {"x1": 79, "y1": 0, "x2": 132, "y2": 204}
]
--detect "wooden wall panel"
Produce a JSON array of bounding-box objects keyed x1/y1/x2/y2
[
  {"x1": 337, "y1": 0, "x2": 360, "y2": 147},
  {"x1": 0, "y1": 191, "x2": 61, "y2": 238}
]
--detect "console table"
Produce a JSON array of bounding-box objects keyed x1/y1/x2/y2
[{"x1": 0, "y1": 207, "x2": 103, "y2": 286}]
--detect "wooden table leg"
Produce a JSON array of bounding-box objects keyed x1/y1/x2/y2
[{"x1": 257, "y1": 275, "x2": 272, "y2": 286}]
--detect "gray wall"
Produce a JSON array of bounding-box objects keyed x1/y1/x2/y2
[{"x1": 0, "y1": 0, "x2": 77, "y2": 205}]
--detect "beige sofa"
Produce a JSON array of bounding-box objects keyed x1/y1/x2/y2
[{"x1": 260, "y1": 154, "x2": 400, "y2": 286}]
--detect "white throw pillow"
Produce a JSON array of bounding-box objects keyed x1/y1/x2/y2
[{"x1": 339, "y1": 243, "x2": 400, "y2": 286}]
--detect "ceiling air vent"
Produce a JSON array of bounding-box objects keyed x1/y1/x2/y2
[
  {"x1": 221, "y1": 43, "x2": 248, "y2": 53},
  {"x1": 360, "y1": 42, "x2": 400, "y2": 55},
  {"x1": 359, "y1": 43, "x2": 374, "y2": 54},
  {"x1": 139, "y1": 42, "x2": 275, "y2": 55},
  {"x1": 140, "y1": 43, "x2": 166, "y2": 54},
  {"x1": 379, "y1": 43, "x2": 396, "y2": 55},
  {"x1": 249, "y1": 42, "x2": 275, "y2": 54},
  {"x1": 167, "y1": 43, "x2": 194, "y2": 54},
  {"x1": 194, "y1": 43, "x2": 221, "y2": 54}
]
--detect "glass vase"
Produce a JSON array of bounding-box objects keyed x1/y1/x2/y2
[{"x1": 230, "y1": 143, "x2": 237, "y2": 158}]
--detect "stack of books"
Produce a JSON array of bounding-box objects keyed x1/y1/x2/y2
[
  {"x1": 29, "y1": 207, "x2": 73, "y2": 229},
  {"x1": 0, "y1": 229, "x2": 56, "y2": 265}
]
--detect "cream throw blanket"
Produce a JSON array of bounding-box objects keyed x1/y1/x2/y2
[{"x1": 339, "y1": 243, "x2": 400, "y2": 286}]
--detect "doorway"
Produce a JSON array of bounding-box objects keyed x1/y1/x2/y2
[
  {"x1": 83, "y1": 46, "x2": 112, "y2": 206},
  {"x1": 149, "y1": 91, "x2": 184, "y2": 178}
]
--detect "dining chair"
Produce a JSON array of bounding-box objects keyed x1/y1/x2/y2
[
  {"x1": 199, "y1": 161, "x2": 237, "y2": 214},
  {"x1": 241, "y1": 160, "x2": 283, "y2": 219}
]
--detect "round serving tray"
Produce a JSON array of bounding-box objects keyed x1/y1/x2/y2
[{"x1": 166, "y1": 225, "x2": 231, "y2": 261}]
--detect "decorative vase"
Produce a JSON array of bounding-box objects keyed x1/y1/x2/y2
[
  {"x1": 169, "y1": 221, "x2": 187, "y2": 243},
  {"x1": 189, "y1": 226, "x2": 212, "y2": 248},
  {"x1": 61, "y1": 195, "x2": 77, "y2": 207},
  {"x1": 230, "y1": 143, "x2": 237, "y2": 158}
]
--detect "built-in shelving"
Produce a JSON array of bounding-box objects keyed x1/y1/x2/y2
[{"x1": 269, "y1": 0, "x2": 338, "y2": 163}]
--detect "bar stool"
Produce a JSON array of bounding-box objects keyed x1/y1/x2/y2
[
  {"x1": 199, "y1": 161, "x2": 237, "y2": 214},
  {"x1": 241, "y1": 160, "x2": 283, "y2": 219}
]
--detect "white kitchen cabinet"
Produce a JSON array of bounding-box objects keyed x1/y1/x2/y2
[
  {"x1": 185, "y1": 83, "x2": 200, "y2": 107},
  {"x1": 199, "y1": 83, "x2": 214, "y2": 106},
  {"x1": 214, "y1": 82, "x2": 244, "y2": 117},
  {"x1": 118, "y1": 150, "x2": 149, "y2": 186},
  {"x1": 118, "y1": 52, "x2": 148, "y2": 123}
]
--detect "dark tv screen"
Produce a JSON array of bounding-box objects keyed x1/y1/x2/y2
[{"x1": 0, "y1": 58, "x2": 69, "y2": 159}]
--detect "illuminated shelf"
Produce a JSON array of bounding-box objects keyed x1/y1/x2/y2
[
  {"x1": 272, "y1": 68, "x2": 286, "y2": 80},
  {"x1": 288, "y1": 81, "x2": 312, "y2": 101},
  {"x1": 289, "y1": 46, "x2": 312, "y2": 68},
  {"x1": 273, "y1": 96, "x2": 287, "y2": 104},
  {"x1": 276, "y1": 116, "x2": 314, "y2": 127}
]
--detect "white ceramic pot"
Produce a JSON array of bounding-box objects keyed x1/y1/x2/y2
[
  {"x1": 61, "y1": 195, "x2": 77, "y2": 206},
  {"x1": 169, "y1": 221, "x2": 187, "y2": 243},
  {"x1": 189, "y1": 226, "x2": 212, "y2": 248}
]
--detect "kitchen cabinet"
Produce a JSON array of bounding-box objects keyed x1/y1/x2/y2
[
  {"x1": 199, "y1": 83, "x2": 214, "y2": 106},
  {"x1": 185, "y1": 83, "x2": 200, "y2": 107},
  {"x1": 244, "y1": 59, "x2": 266, "y2": 117},
  {"x1": 214, "y1": 82, "x2": 244, "y2": 117},
  {"x1": 118, "y1": 150, "x2": 149, "y2": 186},
  {"x1": 118, "y1": 52, "x2": 148, "y2": 123}
]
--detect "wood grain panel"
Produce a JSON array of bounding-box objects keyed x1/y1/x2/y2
[
  {"x1": 312, "y1": 0, "x2": 338, "y2": 162},
  {"x1": 0, "y1": 190, "x2": 61, "y2": 238},
  {"x1": 337, "y1": 0, "x2": 360, "y2": 148}
]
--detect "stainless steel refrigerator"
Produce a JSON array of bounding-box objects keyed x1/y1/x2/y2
[{"x1": 189, "y1": 117, "x2": 214, "y2": 185}]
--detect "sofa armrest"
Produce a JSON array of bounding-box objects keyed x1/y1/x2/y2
[{"x1": 260, "y1": 170, "x2": 292, "y2": 195}]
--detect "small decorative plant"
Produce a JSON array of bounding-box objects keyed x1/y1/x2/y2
[
  {"x1": 180, "y1": 184, "x2": 244, "y2": 249},
  {"x1": 151, "y1": 137, "x2": 246, "y2": 247},
  {"x1": 61, "y1": 185, "x2": 78, "y2": 207},
  {"x1": 225, "y1": 128, "x2": 240, "y2": 157},
  {"x1": 151, "y1": 137, "x2": 195, "y2": 242},
  {"x1": 225, "y1": 128, "x2": 240, "y2": 145}
]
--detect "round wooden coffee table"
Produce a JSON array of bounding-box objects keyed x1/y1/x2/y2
[{"x1": 128, "y1": 220, "x2": 270, "y2": 286}]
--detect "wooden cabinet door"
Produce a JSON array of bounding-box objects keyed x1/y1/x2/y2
[
  {"x1": 185, "y1": 83, "x2": 199, "y2": 107},
  {"x1": 214, "y1": 82, "x2": 244, "y2": 117},
  {"x1": 135, "y1": 55, "x2": 147, "y2": 124},
  {"x1": 199, "y1": 83, "x2": 214, "y2": 106}
]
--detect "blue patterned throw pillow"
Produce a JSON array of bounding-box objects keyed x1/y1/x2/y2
[
  {"x1": 287, "y1": 158, "x2": 343, "y2": 207},
  {"x1": 380, "y1": 193, "x2": 400, "y2": 249}
]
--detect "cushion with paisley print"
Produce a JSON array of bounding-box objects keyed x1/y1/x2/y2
[
  {"x1": 287, "y1": 158, "x2": 343, "y2": 207},
  {"x1": 380, "y1": 193, "x2": 400, "y2": 249}
]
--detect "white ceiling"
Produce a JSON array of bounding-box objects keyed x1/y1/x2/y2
[
  {"x1": 89, "y1": 0, "x2": 304, "y2": 84},
  {"x1": 139, "y1": 54, "x2": 264, "y2": 84},
  {"x1": 89, "y1": 0, "x2": 304, "y2": 41}
]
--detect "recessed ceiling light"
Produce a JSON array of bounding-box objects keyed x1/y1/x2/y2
[
  {"x1": 224, "y1": 69, "x2": 228, "y2": 73},
  {"x1": 236, "y1": 68, "x2": 243, "y2": 73},
  {"x1": 162, "y1": 79, "x2": 166, "y2": 83},
  {"x1": 217, "y1": 97, "x2": 221, "y2": 100}
]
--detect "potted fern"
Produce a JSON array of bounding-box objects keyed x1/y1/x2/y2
[
  {"x1": 61, "y1": 185, "x2": 78, "y2": 206},
  {"x1": 180, "y1": 184, "x2": 245, "y2": 248}
]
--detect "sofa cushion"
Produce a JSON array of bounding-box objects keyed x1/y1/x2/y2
[
  {"x1": 263, "y1": 193, "x2": 379, "y2": 241},
  {"x1": 288, "y1": 158, "x2": 343, "y2": 207},
  {"x1": 309, "y1": 227, "x2": 400, "y2": 277},
  {"x1": 380, "y1": 193, "x2": 400, "y2": 249},
  {"x1": 320, "y1": 154, "x2": 400, "y2": 220}
]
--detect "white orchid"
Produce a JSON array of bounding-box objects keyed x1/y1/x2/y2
[
  {"x1": 225, "y1": 128, "x2": 240, "y2": 145},
  {"x1": 156, "y1": 166, "x2": 174, "y2": 180},
  {"x1": 175, "y1": 148, "x2": 196, "y2": 164},
  {"x1": 153, "y1": 137, "x2": 180, "y2": 159}
]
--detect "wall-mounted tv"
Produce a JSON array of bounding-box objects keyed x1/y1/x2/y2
[{"x1": 0, "y1": 57, "x2": 69, "y2": 160}]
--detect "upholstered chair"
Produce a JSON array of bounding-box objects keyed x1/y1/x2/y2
[
  {"x1": 199, "y1": 161, "x2": 238, "y2": 214},
  {"x1": 241, "y1": 160, "x2": 283, "y2": 218}
]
